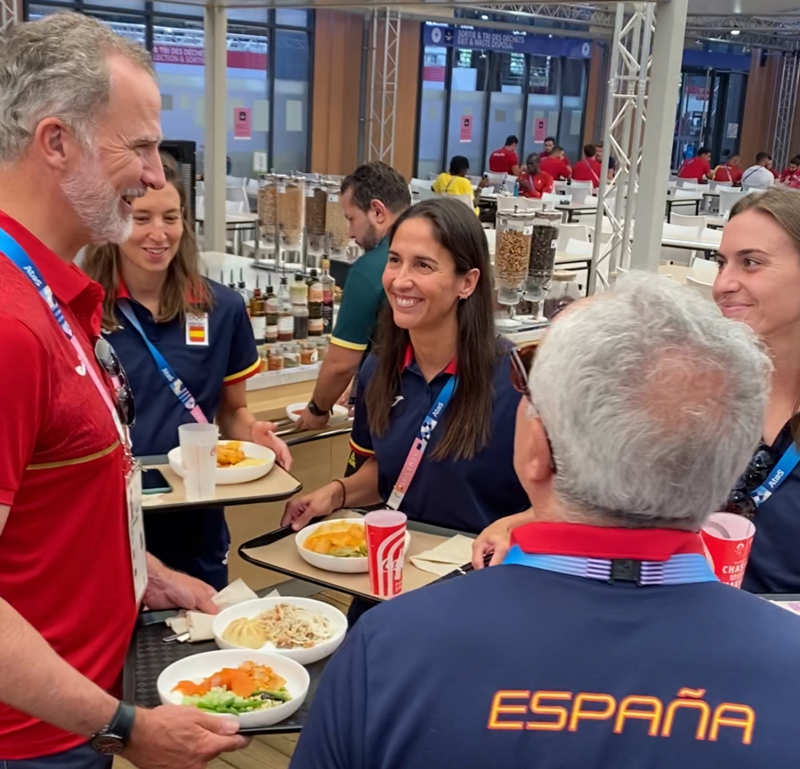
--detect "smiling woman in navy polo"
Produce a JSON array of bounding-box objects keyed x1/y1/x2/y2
[
  {"x1": 84, "y1": 154, "x2": 291, "y2": 590},
  {"x1": 283, "y1": 197, "x2": 528, "y2": 534}
]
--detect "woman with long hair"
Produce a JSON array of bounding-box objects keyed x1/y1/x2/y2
[
  {"x1": 282, "y1": 197, "x2": 528, "y2": 534},
  {"x1": 84, "y1": 153, "x2": 290, "y2": 589}
]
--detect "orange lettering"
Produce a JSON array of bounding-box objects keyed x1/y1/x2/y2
[
  {"x1": 527, "y1": 690, "x2": 572, "y2": 731},
  {"x1": 568, "y1": 692, "x2": 616, "y2": 732},
  {"x1": 662, "y1": 697, "x2": 711, "y2": 740},
  {"x1": 613, "y1": 695, "x2": 663, "y2": 737},
  {"x1": 709, "y1": 703, "x2": 755, "y2": 745},
  {"x1": 488, "y1": 690, "x2": 530, "y2": 731}
]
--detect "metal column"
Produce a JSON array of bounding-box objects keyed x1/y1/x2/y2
[
  {"x1": 1, "y1": 0, "x2": 18, "y2": 30},
  {"x1": 632, "y1": 0, "x2": 688, "y2": 272},
  {"x1": 589, "y1": 2, "x2": 654, "y2": 292},
  {"x1": 772, "y1": 52, "x2": 800, "y2": 171},
  {"x1": 366, "y1": 7, "x2": 401, "y2": 165},
  {"x1": 203, "y1": 2, "x2": 227, "y2": 254}
]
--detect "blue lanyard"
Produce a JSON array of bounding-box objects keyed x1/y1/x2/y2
[
  {"x1": 0, "y1": 227, "x2": 128, "y2": 448},
  {"x1": 751, "y1": 442, "x2": 800, "y2": 506},
  {"x1": 116, "y1": 299, "x2": 208, "y2": 423},
  {"x1": 386, "y1": 375, "x2": 457, "y2": 510},
  {"x1": 503, "y1": 546, "x2": 717, "y2": 585}
]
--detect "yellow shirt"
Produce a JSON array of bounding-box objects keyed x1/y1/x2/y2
[{"x1": 432, "y1": 173, "x2": 479, "y2": 214}]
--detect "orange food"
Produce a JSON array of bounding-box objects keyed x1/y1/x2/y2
[
  {"x1": 172, "y1": 661, "x2": 286, "y2": 698},
  {"x1": 217, "y1": 441, "x2": 246, "y2": 467}
]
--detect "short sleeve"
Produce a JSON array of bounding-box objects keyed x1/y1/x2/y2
[
  {"x1": 331, "y1": 265, "x2": 383, "y2": 351},
  {"x1": 431, "y1": 174, "x2": 445, "y2": 193},
  {"x1": 223, "y1": 297, "x2": 260, "y2": 385},
  {"x1": 0, "y1": 317, "x2": 47, "y2": 505},
  {"x1": 349, "y1": 358, "x2": 375, "y2": 457},
  {"x1": 289, "y1": 624, "x2": 367, "y2": 769}
]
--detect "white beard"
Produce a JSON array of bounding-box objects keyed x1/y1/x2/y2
[{"x1": 61, "y1": 151, "x2": 133, "y2": 245}]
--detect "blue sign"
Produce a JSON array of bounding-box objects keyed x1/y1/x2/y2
[{"x1": 424, "y1": 22, "x2": 592, "y2": 59}]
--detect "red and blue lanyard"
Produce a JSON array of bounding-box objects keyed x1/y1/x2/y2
[
  {"x1": 386, "y1": 375, "x2": 457, "y2": 510},
  {"x1": 0, "y1": 227, "x2": 130, "y2": 453},
  {"x1": 503, "y1": 524, "x2": 716, "y2": 586},
  {"x1": 116, "y1": 298, "x2": 208, "y2": 423}
]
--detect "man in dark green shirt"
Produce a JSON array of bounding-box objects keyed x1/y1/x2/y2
[{"x1": 295, "y1": 162, "x2": 410, "y2": 430}]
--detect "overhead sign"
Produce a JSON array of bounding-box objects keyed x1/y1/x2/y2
[{"x1": 424, "y1": 22, "x2": 592, "y2": 59}]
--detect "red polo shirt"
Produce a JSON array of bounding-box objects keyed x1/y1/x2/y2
[
  {"x1": 678, "y1": 156, "x2": 711, "y2": 182},
  {"x1": 518, "y1": 170, "x2": 554, "y2": 199},
  {"x1": 572, "y1": 157, "x2": 602, "y2": 187},
  {"x1": 488, "y1": 146, "x2": 519, "y2": 174},
  {"x1": 539, "y1": 155, "x2": 571, "y2": 180},
  {"x1": 713, "y1": 164, "x2": 742, "y2": 184},
  {"x1": 0, "y1": 211, "x2": 136, "y2": 757}
]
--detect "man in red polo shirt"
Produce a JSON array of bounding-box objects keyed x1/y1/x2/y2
[
  {"x1": 539, "y1": 145, "x2": 572, "y2": 180},
  {"x1": 0, "y1": 13, "x2": 248, "y2": 768},
  {"x1": 572, "y1": 144, "x2": 602, "y2": 188},
  {"x1": 677, "y1": 146, "x2": 712, "y2": 183},
  {"x1": 488, "y1": 135, "x2": 521, "y2": 175}
]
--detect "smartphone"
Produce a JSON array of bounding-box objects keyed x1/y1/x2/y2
[{"x1": 142, "y1": 468, "x2": 172, "y2": 495}]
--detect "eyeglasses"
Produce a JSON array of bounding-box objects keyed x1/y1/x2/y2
[
  {"x1": 509, "y1": 344, "x2": 537, "y2": 403},
  {"x1": 94, "y1": 337, "x2": 135, "y2": 428},
  {"x1": 725, "y1": 443, "x2": 774, "y2": 521}
]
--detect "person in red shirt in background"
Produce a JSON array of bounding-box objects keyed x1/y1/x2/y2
[
  {"x1": 780, "y1": 156, "x2": 800, "y2": 189},
  {"x1": 767, "y1": 156, "x2": 780, "y2": 179},
  {"x1": 539, "y1": 146, "x2": 572, "y2": 180},
  {"x1": 572, "y1": 144, "x2": 602, "y2": 188},
  {"x1": 677, "y1": 146, "x2": 712, "y2": 182},
  {"x1": 712, "y1": 153, "x2": 743, "y2": 184},
  {"x1": 488, "y1": 135, "x2": 521, "y2": 176},
  {"x1": 542, "y1": 136, "x2": 556, "y2": 156},
  {"x1": 518, "y1": 153, "x2": 554, "y2": 199}
]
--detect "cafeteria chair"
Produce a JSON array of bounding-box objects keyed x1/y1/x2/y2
[
  {"x1": 685, "y1": 274, "x2": 714, "y2": 301},
  {"x1": 719, "y1": 187, "x2": 750, "y2": 217},
  {"x1": 554, "y1": 180, "x2": 570, "y2": 195},
  {"x1": 438, "y1": 192, "x2": 475, "y2": 210},
  {"x1": 709, "y1": 180, "x2": 732, "y2": 192},
  {"x1": 225, "y1": 181, "x2": 250, "y2": 215},
  {"x1": 670, "y1": 213, "x2": 706, "y2": 233},
  {"x1": 557, "y1": 224, "x2": 590, "y2": 252},
  {"x1": 563, "y1": 238, "x2": 593, "y2": 259},
  {"x1": 484, "y1": 171, "x2": 508, "y2": 190},
  {"x1": 569, "y1": 179, "x2": 593, "y2": 205},
  {"x1": 677, "y1": 179, "x2": 703, "y2": 190},
  {"x1": 689, "y1": 256, "x2": 718, "y2": 283}
]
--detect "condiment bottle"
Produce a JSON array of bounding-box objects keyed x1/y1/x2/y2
[{"x1": 320, "y1": 258, "x2": 335, "y2": 334}]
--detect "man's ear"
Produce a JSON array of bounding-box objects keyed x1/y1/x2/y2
[
  {"x1": 516, "y1": 413, "x2": 555, "y2": 489},
  {"x1": 33, "y1": 118, "x2": 74, "y2": 172}
]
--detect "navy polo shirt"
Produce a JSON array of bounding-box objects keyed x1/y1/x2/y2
[
  {"x1": 349, "y1": 340, "x2": 528, "y2": 533},
  {"x1": 292, "y1": 562, "x2": 800, "y2": 769},
  {"x1": 743, "y1": 421, "x2": 800, "y2": 593},
  {"x1": 104, "y1": 278, "x2": 260, "y2": 456}
]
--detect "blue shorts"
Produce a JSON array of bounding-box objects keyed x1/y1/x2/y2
[{"x1": 1, "y1": 744, "x2": 111, "y2": 769}]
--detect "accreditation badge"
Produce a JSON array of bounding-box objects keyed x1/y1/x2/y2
[
  {"x1": 186, "y1": 313, "x2": 210, "y2": 346},
  {"x1": 126, "y1": 463, "x2": 148, "y2": 604}
]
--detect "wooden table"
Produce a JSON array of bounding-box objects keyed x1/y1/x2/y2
[
  {"x1": 239, "y1": 510, "x2": 473, "y2": 602},
  {"x1": 141, "y1": 458, "x2": 302, "y2": 513}
]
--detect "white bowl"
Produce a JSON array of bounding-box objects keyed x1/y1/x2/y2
[
  {"x1": 295, "y1": 517, "x2": 411, "y2": 573},
  {"x1": 167, "y1": 441, "x2": 275, "y2": 485},
  {"x1": 156, "y1": 648, "x2": 309, "y2": 729},
  {"x1": 212, "y1": 596, "x2": 347, "y2": 665},
  {"x1": 286, "y1": 402, "x2": 350, "y2": 426}
]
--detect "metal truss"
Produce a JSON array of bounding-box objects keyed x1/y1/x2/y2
[
  {"x1": 772, "y1": 52, "x2": 800, "y2": 170},
  {"x1": 366, "y1": 8, "x2": 401, "y2": 167},
  {"x1": 1, "y1": 0, "x2": 18, "y2": 31},
  {"x1": 488, "y1": 3, "x2": 615, "y2": 27},
  {"x1": 589, "y1": 1, "x2": 654, "y2": 292}
]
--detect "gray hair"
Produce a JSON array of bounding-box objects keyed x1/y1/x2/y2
[
  {"x1": 529, "y1": 272, "x2": 771, "y2": 529},
  {"x1": 0, "y1": 12, "x2": 154, "y2": 162}
]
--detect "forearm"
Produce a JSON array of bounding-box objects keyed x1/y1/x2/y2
[
  {"x1": 0, "y1": 598, "x2": 117, "y2": 738},
  {"x1": 331, "y1": 458, "x2": 382, "y2": 508},
  {"x1": 311, "y1": 349, "x2": 361, "y2": 411},
  {"x1": 216, "y1": 403, "x2": 255, "y2": 442}
]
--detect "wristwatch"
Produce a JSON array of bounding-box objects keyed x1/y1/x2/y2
[
  {"x1": 89, "y1": 701, "x2": 136, "y2": 754},
  {"x1": 307, "y1": 399, "x2": 330, "y2": 417}
]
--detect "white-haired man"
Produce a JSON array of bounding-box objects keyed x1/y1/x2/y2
[
  {"x1": 291, "y1": 274, "x2": 800, "y2": 769},
  {"x1": 0, "y1": 13, "x2": 247, "y2": 768}
]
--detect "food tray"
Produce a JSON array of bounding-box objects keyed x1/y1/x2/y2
[{"x1": 124, "y1": 608, "x2": 329, "y2": 735}]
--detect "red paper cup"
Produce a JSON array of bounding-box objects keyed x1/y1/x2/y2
[
  {"x1": 365, "y1": 510, "x2": 407, "y2": 598},
  {"x1": 701, "y1": 512, "x2": 756, "y2": 588}
]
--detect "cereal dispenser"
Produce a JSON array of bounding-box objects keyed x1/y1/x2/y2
[
  {"x1": 325, "y1": 183, "x2": 349, "y2": 259},
  {"x1": 523, "y1": 209, "x2": 561, "y2": 321},
  {"x1": 494, "y1": 206, "x2": 534, "y2": 306},
  {"x1": 304, "y1": 175, "x2": 327, "y2": 270},
  {"x1": 256, "y1": 173, "x2": 278, "y2": 267},
  {"x1": 277, "y1": 174, "x2": 305, "y2": 271}
]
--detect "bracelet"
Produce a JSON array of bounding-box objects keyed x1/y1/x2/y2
[{"x1": 331, "y1": 478, "x2": 347, "y2": 511}]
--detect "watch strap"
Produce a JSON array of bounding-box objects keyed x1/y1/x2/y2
[
  {"x1": 91, "y1": 700, "x2": 136, "y2": 747},
  {"x1": 307, "y1": 399, "x2": 329, "y2": 417}
]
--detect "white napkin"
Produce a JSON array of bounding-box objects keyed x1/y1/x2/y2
[
  {"x1": 410, "y1": 535, "x2": 474, "y2": 577},
  {"x1": 164, "y1": 579, "x2": 267, "y2": 642}
]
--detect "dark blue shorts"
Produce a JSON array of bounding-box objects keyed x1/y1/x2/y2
[{"x1": 1, "y1": 744, "x2": 110, "y2": 769}]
